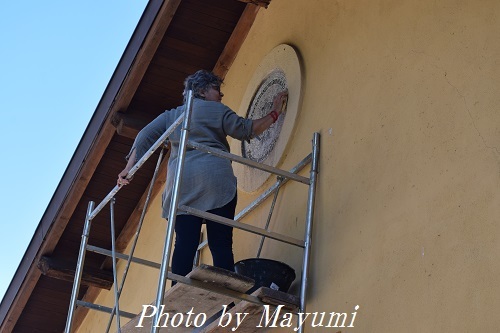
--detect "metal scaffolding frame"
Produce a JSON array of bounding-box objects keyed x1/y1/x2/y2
[{"x1": 64, "y1": 90, "x2": 320, "y2": 333}]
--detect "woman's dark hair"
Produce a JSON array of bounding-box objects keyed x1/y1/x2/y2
[{"x1": 183, "y1": 70, "x2": 223, "y2": 101}]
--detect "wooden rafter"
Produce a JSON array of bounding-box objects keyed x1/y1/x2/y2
[
  {"x1": 214, "y1": 4, "x2": 261, "y2": 78},
  {"x1": 237, "y1": 0, "x2": 271, "y2": 8},
  {"x1": 112, "y1": 111, "x2": 152, "y2": 139},
  {"x1": 37, "y1": 256, "x2": 113, "y2": 290}
]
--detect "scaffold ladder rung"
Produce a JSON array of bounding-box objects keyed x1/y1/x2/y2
[{"x1": 86, "y1": 245, "x2": 161, "y2": 269}]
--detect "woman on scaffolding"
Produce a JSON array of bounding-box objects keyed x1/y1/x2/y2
[{"x1": 117, "y1": 70, "x2": 287, "y2": 282}]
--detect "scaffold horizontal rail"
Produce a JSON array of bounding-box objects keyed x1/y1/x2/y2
[
  {"x1": 89, "y1": 113, "x2": 184, "y2": 220},
  {"x1": 179, "y1": 205, "x2": 305, "y2": 248},
  {"x1": 187, "y1": 140, "x2": 311, "y2": 185},
  {"x1": 235, "y1": 153, "x2": 312, "y2": 221},
  {"x1": 76, "y1": 300, "x2": 136, "y2": 319},
  {"x1": 86, "y1": 245, "x2": 161, "y2": 269}
]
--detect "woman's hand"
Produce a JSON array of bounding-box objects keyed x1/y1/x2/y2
[
  {"x1": 251, "y1": 90, "x2": 289, "y2": 137},
  {"x1": 272, "y1": 90, "x2": 288, "y2": 115},
  {"x1": 117, "y1": 168, "x2": 131, "y2": 186},
  {"x1": 117, "y1": 149, "x2": 136, "y2": 186}
]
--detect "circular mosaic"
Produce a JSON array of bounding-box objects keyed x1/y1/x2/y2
[
  {"x1": 242, "y1": 69, "x2": 287, "y2": 163},
  {"x1": 232, "y1": 44, "x2": 302, "y2": 193}
]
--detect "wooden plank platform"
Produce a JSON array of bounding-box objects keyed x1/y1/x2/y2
[
  {"x1": 120, "y1": 265, "x2": 254, "y2": 333},
  {"x1": 199, "y1": 287, "x2": 300, "y2": 333}
]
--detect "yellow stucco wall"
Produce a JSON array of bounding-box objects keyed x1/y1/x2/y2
[
  {"x1": 77, "y1": 0, "x2": 500, "y2": 332},
  {"x1": 226, "y1": 0, "x2": 500, "y2": 331}
]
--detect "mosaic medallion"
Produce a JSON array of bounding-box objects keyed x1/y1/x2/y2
[
  {"x1": 232, "y1": 44, "x2": 302, "y2": 192},
  {"x1": 242, "y1": 69, "x2": 288, "y2": 163}
]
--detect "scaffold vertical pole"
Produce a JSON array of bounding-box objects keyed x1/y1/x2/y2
[
  {"x1": 104, "y1": 146, "x2": 167, "y2": 333},
  {"x1": 64, "y1": 201, "x2": 95, "y2": 333},
  {"x1": 151, "y1": 90, "x2": 194, "y2": 333},
  {"x1": 109, "y1": 198, "x2": 121, "y2": 332},
  {"x1": 298, "y1": 132, "x2": 320, "y2": 333}
]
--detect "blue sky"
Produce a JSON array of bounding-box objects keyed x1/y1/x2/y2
[{"x1": 0, "y1": 1, "x2": 148, "y2": 302}]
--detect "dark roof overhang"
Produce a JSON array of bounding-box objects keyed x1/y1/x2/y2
[{"x1": 0, "y1": 0, "x2": 264, "y2": 331}]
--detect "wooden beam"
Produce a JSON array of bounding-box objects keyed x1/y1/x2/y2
[
  {"x1": 112, "y1": 111, "x2": 152, "y2": 139},
  {"x1": 37, "y1": 256, "x2": 113, "y2": 290},
  {"x1": 111, "y1": 0, "x2": 183, "y2": 119},
  {"x1": 213, "y1": 4, "x2": 261, "y2": 79},
  {"x1": 237, "y1": 0, "x2": 271, "y2": 8}
]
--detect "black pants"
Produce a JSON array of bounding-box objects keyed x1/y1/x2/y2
[{"x1": 171, "y1": 195, "x2": 237, "y2": 279}]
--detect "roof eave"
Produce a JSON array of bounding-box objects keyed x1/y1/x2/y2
[{"x1": 0, "y1": 0, "x2": 165, "y2": 329}]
